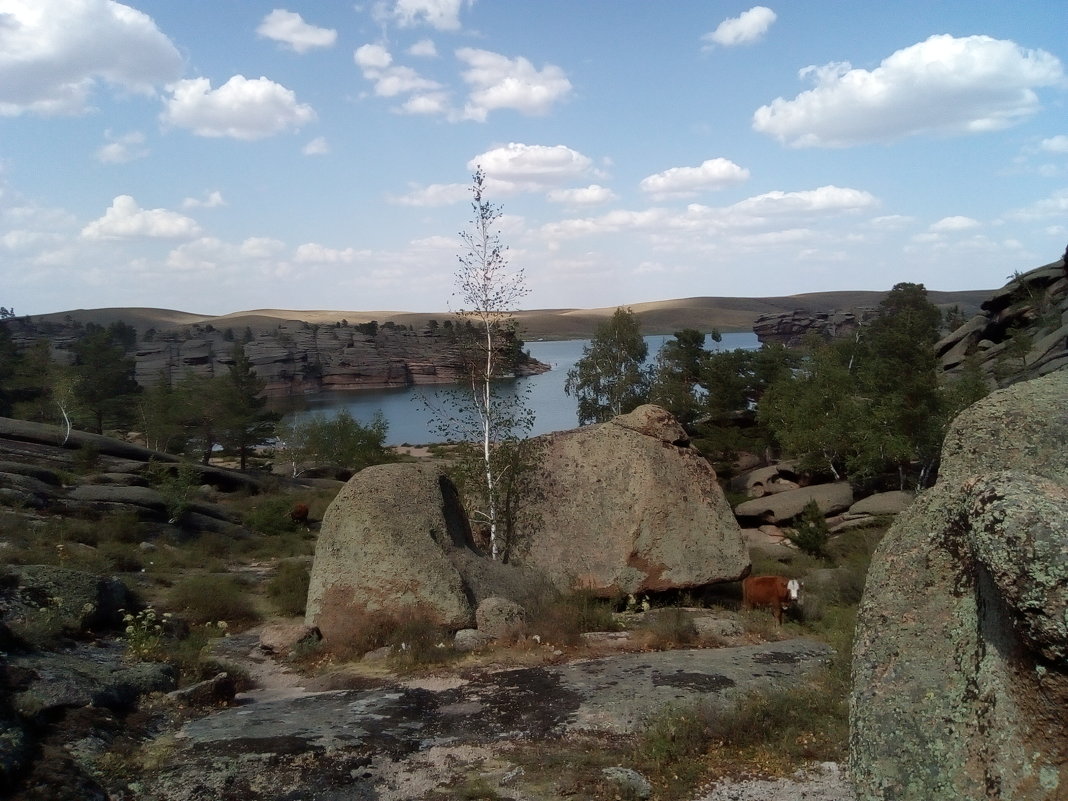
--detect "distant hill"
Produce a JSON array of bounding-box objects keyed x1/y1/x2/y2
[{"x1": 29, "y1": 289, "x2": 994, "y2": 341}]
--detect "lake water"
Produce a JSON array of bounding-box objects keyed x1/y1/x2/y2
[{"x1": 285, "y1": 332, "x2": 760, "y2": 446}]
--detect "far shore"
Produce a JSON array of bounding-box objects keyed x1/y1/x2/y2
[{"x1": 27, "y1": 288, "x2": 993, "y2": 342}]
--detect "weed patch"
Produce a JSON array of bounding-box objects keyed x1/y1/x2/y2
[{"x1": 166, "y1": 574, "x2": 260, "y2": 626}]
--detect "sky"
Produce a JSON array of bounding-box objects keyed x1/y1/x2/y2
[{"x1": 1, "y1": 1, "x2": 1067, "y2": 318}]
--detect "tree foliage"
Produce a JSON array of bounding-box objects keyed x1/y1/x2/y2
[
  {"x1": 69, "y1": 323, "x2": 140, "y2": 434},
  {"x1": 565, "y1": 307, "x2": 649, "y2": 425},
  {"x1": 275, "y1": 408, "x2": 393, "y2": 476},
  {"x1": 759, "y1": 282, "x2": 985, "y2": 489}
]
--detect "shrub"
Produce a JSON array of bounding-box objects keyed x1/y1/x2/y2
[
  {"x1": 240, "y1": 494, "x2": 299, "y2": 537},
  {"x1": 266, "y1": 560, "x2": 310, "y2": 617},
  {"x1": 167, "y1": 574, "x2": 260, "y2": 625},
  {"x1": 526, "y1": 590, "x2": 619, "y2": 647},
  {"x1": 387, "y1": 607, "x2": 456, "y2": 671},
  {"x1": 785, "y1": 500, "x2": 830, "y2": 557},
  {"x1": 637, "y1": 607, "x2": 698, "y2": 650}
]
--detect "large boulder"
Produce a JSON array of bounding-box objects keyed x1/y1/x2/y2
[
  {"x1": 515, "y1": 405, "x2": 748, "y2": 595},
  {"x1": 850, "y1": 370, "x2": 1068, "y2": 800},
  {"x1": 305, "y1": 463, "x2": 550, "y2": 639}
]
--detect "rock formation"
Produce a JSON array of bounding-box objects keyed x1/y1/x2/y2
[
  {"x1": 850, "y1": 370, "x2": 1068, "y2": 800},
  {"x1": 752, "y1": 308, "x2": 876, "y2": 348},
  {"x1": 2, "y1": 317, "x2": 547, "y2": 399},
  {"x1": 936, "y1": 258, "x2": 1068, "y2": 388},
  {"x1": 304, "y1": 462, "x2": 551, "y2": 636},
  {"x1": 516, "y1": 405, "x2": 749, "y2": 595}
]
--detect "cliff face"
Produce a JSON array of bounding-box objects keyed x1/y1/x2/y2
[
  {"x1": 5, "y1": 318, "x2": 547, "y2": 398},
  {"x1": 751, "y1": 308, "x2": 876, "y2": 348}
]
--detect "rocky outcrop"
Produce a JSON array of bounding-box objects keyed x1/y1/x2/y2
[
  {"x1": 305, "y1": 463, "x2": 551, "y2": 637},
  {"x1": 733, "y1": 482, "x2": 854, "y2": 524},
  {"x1": 936, "y1": 259, "x2": 1068, "y2": 388},
  {"x1": 3, "y1": 317, "x2": 547, "y2": 399},
  {"x1": 516, "y1": 405, "x2": 749, "y2": 595},
  {"x1": 850, "y1": 370, "x2": 1068, "y2": 800},
  {"x1": 752, "y1": 308, "x2": 876, "y2": 348}
]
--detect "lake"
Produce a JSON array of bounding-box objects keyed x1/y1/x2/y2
[{"x1": 284, "y1": 332, "x2": 760, "y2": 445}]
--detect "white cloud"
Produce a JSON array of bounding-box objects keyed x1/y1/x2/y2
[
  {"x1": 1008, "y1": 189, "x2": 1068, "y2": 220},
  {"x1": 702, "y1": 6, "x2": 777, "y2": 48},
  {"x1": 469, "y1": 143, "x2": 592, "y2": 192},
  {"x1": 256, "y1": 9, "x2": 336, "y2": 53},
  {"x1": 639, "y1": 158, "x2": 750, "y2": 199},
  {"x1": 753, "y1": 34, "x2": 1064, "y2": 147},
  {"x1": 303, "y1": 136, "x2": 329, "y2": 155},
  {"x1": 294, "y1": 243, "x2": 368, "y2": 263},
  {"x1": 81, "y1": 195, "x2": 201, "y2": 240},
  {"x1": 383, "y1": 0, "x2": 472, "y2": 31},
  {"x1": 400, "y1": 92, "x2": 450, "y2": 115},
  {"x1": 181, "y1": 190, "x2": 225, "y2": 209},
  {"x1": 0, "y1": 0, "x2": 183, "y2": 116},
  {"x1": 930, "y1": 215, "x2": 980, "y2": 232},
  {"x1": 726, "y1": 185, "x2": 878, "y2": 217},
  {"x1": 161, "y1": 75, "x2": 315, "y2": 139},
  {"x1": 239, "y1": 237, "x2": 285, "y2": 258},
  {"x1": 409, "y1": 39, "x2": 437, "y2": 58},
  {"x1": 354, "y1": 43, "x2": 442, "y2": 101},
  {"x1": 1040, "y1": 135, "x2": 1068, "y2": 153},
  {"x1": 95, "y1": 130, "x2": 148, "y2": 164},
  {"x1": 456, "y1": 48, "x2": 572, "y2": 121},
  {"x1": 388, "y1": 182, "x2": 469, "y2": 206},
  {"x1": 354, "y1": 44, "x2": 393, "y2": 71},
  {"x1": 547, "y1": 185, "x2": 617, "y2": 206}
]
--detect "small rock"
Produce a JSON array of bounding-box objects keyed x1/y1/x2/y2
[
  {"x1": 602, "y1": 766, "x2": 652, "y2": 800},
  {"x1": 454, "y1": 629, "x2": 494, "y2": 652}
]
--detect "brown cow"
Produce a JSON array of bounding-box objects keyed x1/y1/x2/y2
[
  {"x1": 290, "y1": 503, "x2": 310, "y2": 524},
  {"x1": 741, "y1": 575, "x2": 802, "y2": 624}
]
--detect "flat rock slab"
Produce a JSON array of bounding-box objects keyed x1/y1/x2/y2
[{"x1": 178, "y1": 638, "x2": 832, "y2": 757}]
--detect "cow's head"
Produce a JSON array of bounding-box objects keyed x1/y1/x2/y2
[{"x1": 786, "y1": 578, "x2": 802, "y2": 603}]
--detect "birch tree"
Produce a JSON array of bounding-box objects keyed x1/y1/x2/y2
[{"x1": 445, "y1": 167, "x2": 533, "y2": 560}]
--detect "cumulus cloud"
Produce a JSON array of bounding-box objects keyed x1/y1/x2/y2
[
  {"x1": 161, "y1": 75, "x2": 315, "y2": 139},
  {"x1": 547, "y1": 185, "x2": 617, "y2": 206},
  {"x1": 95, "y1": 130, "x2": 148, "y2": 164},
  {"x1": 457, "y1": 48, "x2": 572, "y2": 121},
  {"x1": 702, "y1": 6, "x2": 777, "y2": 48},
  {"x1": 381, "y1": 0, "x2": 473, "y2": 31},
  {"x1": 388, "y1": 182, "x2": 469, "y2": 206},
  {"x1": 181, "y1": 190, "x2": 225, "y2": 209},
  {"x1": 1040, "y1": 135, "x2": 1068, "y2": 153},
  {"x1": 930, "y1": 215, "x2": 980, "y2": 232},
  {"x1": 640, "y1": 158, "x2": 750, "y2": 199},
  {"x1": 726, "y1": 185, "x2": 878, "y2": 217},
  {"x1": 753, "y1": 34, "x2": 1064, "y2": 147},
  {"x1": 81, "y1": 195, "x2": 201, "y2": 240},
  {"x1": 409, "y1": 39, "x2": 438, "y2": 57},
  {"x1": 303, "y1": 136, "x2": 329, "y2": 155},
  {"x1": 256, "y1": 9, "x2": 337, "y2": 53},
  {"x1": 354, "y1": 43, "x2": 443, "y2": 102},
  {"x1": 0, "y1": 0, "x2": 183, "y2": 116},
  {"x1": 469, "y1": 143, "x2": 593, "y2": 192}
]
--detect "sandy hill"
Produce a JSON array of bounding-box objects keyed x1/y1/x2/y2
[{"x1": 31, "y1": 289, "x2": 994, "y2": 341}]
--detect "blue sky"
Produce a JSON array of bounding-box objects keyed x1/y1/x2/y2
[{"x1": 1, "y1": 1, "x2": 1066, "y2": 317}]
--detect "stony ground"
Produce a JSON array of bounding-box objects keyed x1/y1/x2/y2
[{"x1": 130, "y1": 620, "x2": 856, "y2": 801}]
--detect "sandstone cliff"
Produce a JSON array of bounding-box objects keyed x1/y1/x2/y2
[{"x1": 2, "y1": 317, "x2": 547, "y2": 398}]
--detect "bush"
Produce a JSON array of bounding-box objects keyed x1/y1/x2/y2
[
  {"x1": 526, "y1": 590, "x2": 619, "y2": 647},
  {"x1": 167, "y1": 574, "x2": 260, "y2": 625},
  {"x1": 266, "y1": 560, "x2": 310, "y2": 617},
  {"x1": 240, "y1": 494, "x2": 299, "y2": 537},
  {"x1": 637, "y1": 607, "x2": 698, "y2": 650},
  {"x1": 387, "y1": 607, "x2": 456, "y2": 671},
  {"x1": 785, "y1": 500, "x2": 830, "y2": 557}
]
